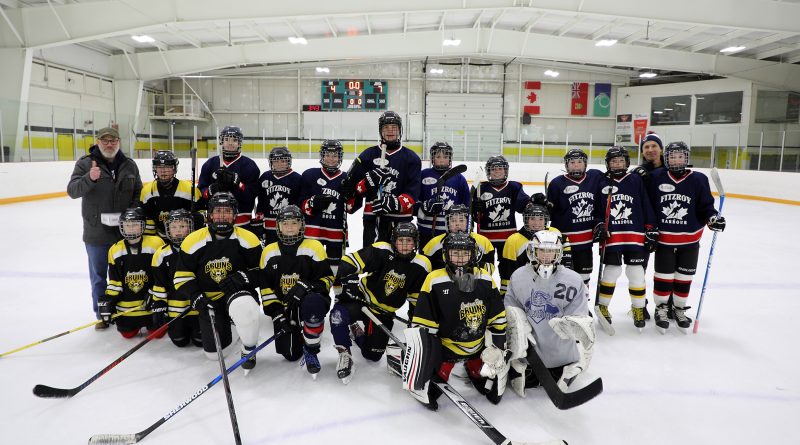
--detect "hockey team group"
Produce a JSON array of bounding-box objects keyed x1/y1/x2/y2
[{"x1": 58, "y1": 110, "x2": 727, "y2": 442}]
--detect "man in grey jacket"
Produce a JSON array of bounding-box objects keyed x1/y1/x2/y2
[{"x1": 67, "y1": 127, "x2": 142, "y2": 329}]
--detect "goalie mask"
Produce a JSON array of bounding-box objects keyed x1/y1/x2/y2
[
  {"x1": 564, "y1": 148, "x2": 588, "y2": 180},
  {"x1": 664, "y1": 141, "x2": 691, "y2": 176},
  {"x1": 522, "y1": 202, "x2": 550, "y2": 235},
  {"x1": 119, "y1": 207, "x2": 146, "y2": 241},
  {"x1": 605, "y1": 146, "x2": 630, "y2": 179},
  {"x1": 391, "y1": 222, "x2": 419, "y2": 260},
  {"x1": 429, "y1": 141, "x2": 453, "y2": 172},
  {"x1": 152, "y1": 150, "x2": 178, "y2": 185},
  {"x1": 207, "y1": 192, "x2": 237, "y2": 236},
  {"x1": 526, "y1": 230, "x2": 563, "y2": 280},
  {"x1": 485, "y1": 155, "x2": 509, "y2": 187},
  {"x1": 444, "y1": 232, "x2": 478, "y2": 292},
  {"x1": 378, "y1": 111, "x2": 403, "y2": 150},
  {"x1": 269, "y1": 146, "x2": 292, "y2": 176},
  {"x1": 319, "y1": 139, "x2": 343, "y2": 173},
  {"x1": 276, "y1": 204, "x2": 305, "y2": 246},
  {"x1": 219, "y1": 126, "x2": 243, "y2": 161},
  {"x1": 445, "y1": 204, "x2": 471, "y2": 234},
  {"x1": 165, "y1": 208, "x2": 193, "y2": 246}
]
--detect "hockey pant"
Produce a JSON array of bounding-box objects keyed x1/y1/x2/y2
[
  {"x1": 363, "y1": 218, "x2": 396, "y2": 247},
  {"x1": 168, "y1": 314, "x2": 202, "y2": 347},
  {"x1": 275, "y1": 292, "x2": 330, "y2": 361},
  {"x1": 115, "y1": 313, "x2": 163, "y2": 339},
  {"x1": 329, "y1": 300, "x2": 393, "y2": 361},
  {"x1": 571, "y1": 248, "x2": 594, "y2": 285}
]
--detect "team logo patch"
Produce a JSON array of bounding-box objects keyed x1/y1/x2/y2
[
  {"x1": 610, "y1": 202, "x2": 632, "y2": 220},
  {"x1": 261, "y1": 179, "x2": 271, "y2": 189},
  {"x1": 524, "y1": 290, "x2": 559, "y2": 324},
  {"x1": 662, "y1": 202, "x2": 688, "y2": 221},
  {"x1": 205, "y1": 257, "x2": 233, "y2": 283},
  {"x1": 563, "y1": 185, "x2": 579, "y2": 194},
  {"x1": 125, "y1": 269, "x2": 148, "y2": 294},
  {"x1": 317, "y1": 178, "x2": 327, "y2": 186},
  {"x1": 480, "y1": 192, "x2": 493, "y2": 201},
  {"x1": 373, "y1": 158, "x2": 384, "y2": 166},
  {"x1": 383, "y1": 270, "x2": 406, "y2": 296},
  {"x1": 571, "y1": 199, "x2": 593, "y2": 218},
  {"x1": 422, "y1": 177, "x2": 437, "y2": 185},
  {"x1": 659, "y1": 183, "x2": 676, "y2": 192},
  {"x1": 488, "y1": 205, "x2": 509, "y2": 223},
  {"x1": 280, "y1": 273, "x2": 300, "y2": 295},
  {"x1": 459, "y1": 299, "x2": 486, "y2": 334},
  {"x1": 158, "y1": 211, "x2": 169, "y2": 224},
  {"x1": 601, "y1": 185, "x2": 619, "y2": 194}
]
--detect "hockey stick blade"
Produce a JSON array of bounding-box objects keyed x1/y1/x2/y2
[
  {"x1": 710, "y1": 167, "x2": 725, "y2": 198},
  {"x1": 437, "y1": 164, "x2": 468, "y2": 188},
  {"x1": 526, "y1": 335, "x2": 603, "y2": 410}
]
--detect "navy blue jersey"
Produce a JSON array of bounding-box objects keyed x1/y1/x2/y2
[
  {"x1": 415, "y1": 167, "x2": 470, "y2": 236},
  {"x1": 254, "y1": 170, "x2": 303, "y2": 237},
  {"x1": 350, "y1": 145, "x2": 421, "y2": 222},
  {"x1": 594, "y1": 173, "x2": 657, "y2": 253},
  {"x1": 547, "y1": 169, "x2": 605, "y2": 251},
  {"x1": 299, "y1": 167, "x2": 347, "y2": 259},
  {"x1": 198, "y1": 155, "x2": 260, "y2": 225},
  {"x1": 474, "y1": 180, "x2": 529, "y2": 244},
  {"x1": 648, "y1": 169, "x2": 717, "y2": 247}
]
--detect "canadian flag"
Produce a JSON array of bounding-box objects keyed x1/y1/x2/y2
[{"x1": 523, "y1": 81, "x2": 541, "y2": 115}]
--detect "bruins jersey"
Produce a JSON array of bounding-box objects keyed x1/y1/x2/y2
[
  {"x1": 499, "y1": 227, "x2": 573, "y2": 295},
  {"x1": 140, "y1": 179, "x2": 204, "y2": 239},
  {"x1": 173, "y1": 227, "x2": 262, "y2": 302},
  {"x1": 106, "y1": 235, "x2": 165, "y2": 318},
  {"x1": 337, "y1": 242, "x2": 431, "y2": 313},
  {"x1": 422, "y1": 232, "x2": 496, "y2": 276},
  {"x1": 150, "y1": 244, "x2": 198, "y2": 318},
  {"x1": 412, "y1": 268, "x2": 506, "y2": 360},
  {"x1": 259, "y1": 239, "x2": 334, "y2": 318}
]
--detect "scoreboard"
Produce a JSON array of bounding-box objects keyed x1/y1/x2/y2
[{"x1": 321, "y1": 80, "x2": 387, "y2": 111}]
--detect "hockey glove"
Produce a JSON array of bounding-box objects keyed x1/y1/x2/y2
[
  {"x1": 593, "y1": 222, "x2": 610, "y2": 243},
  {"x1": 286, "y1": 279, "x2": 314, "y2": 310},
  {"x1": 147, "y1": 296, "x2": 168, "y2": 327},
  {"x1": 421, "y1": 198, "x2": 444, "y2": 216},
  {"x1": 309, "y1": 194, "x2": 337, "y2": 212},
  {"x1": 558, "y1": 361, "x2": 585, "y2": 391},
  {"x1": 631, "y1": 166, "x2": 649, "y2": 180},
  {"x1": 191, "y1": 294, "x2": 213, "y2": 312},
  {"x1": 530, "y1": 193, "x2": 553, "y2": 210},
  {"x1": 220, "y1": 270, "x2": 251, "y2": 295},
  {"x1": 98, "y1": 296, "x2": 117, "y2": 324},
  {"x1": 708, "y1": 214, "x2": 726, "y2": 232},
  {"x1": 471, "y1": 198, "x2": 487, "y2": 216},
  {"x1": 479, "y1": 345, "x2": 512, "y2": 379},
  {"x1": 365, "y1": 167, "x2": 391, "y2": 191},
  {"x1": 372, "y1": 194, "x2": 400, "y2": 215},
  {"x1": 340, "y1": 176, "x2": 356, "y2": 200},
  {"x1": 215, "y1": 168, "x2": 240, "y2": 189},
  {"x1": 644, "y1": 228, "x2": 659, "y2": 252},
  {"x1": 272, "y1": 312, "x2": 290, "y2": 334},
  {"x1": 338, "y1": 276, "x2": 365, "y2": 303}
]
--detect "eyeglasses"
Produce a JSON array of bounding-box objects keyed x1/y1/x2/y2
[{"x1": 99, "y1": 138, "x2": 120, "y2": 144}]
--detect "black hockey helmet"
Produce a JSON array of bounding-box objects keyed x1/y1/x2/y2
[
  {"x1": 269, "y1": 146, "x2": 292, "y2": 175},
  {"x1": 165, "y1": 208, "x2": 194, "y2": 246},
  {"x1": 446, "y1": 204, "x2": 471, "y2": 234},
  {"x1": 429, "y1": 141, "x2": 453, "y2": 171},
  {"x1": 152, "y1": 150, "x2": 178, "y2": 182},
  {"x1": 207, "y1": 192, "x2": 238, "y2": 236},
  {"x1": 522, "y1": 202, "x2": 550, "y2": 235},
  {"x1": 119, "y1": 207, "x2": 146, "y2": 241},
  {"x1": 391, "y1": 222, "x2": 418, "y2": 260},
  {"x1": 443, "y1": 232, "x2": 478, "y2": 275},
  {"x1": 319, "y1": 139, "x2": 344, "y2": 173},
  {"x1": 664, "y1": 141, "x2": 691, "y2": 175},
  {"x1": 485, "y1": 155, "x2": 509, "y2": 187},
  {"x1": 219, "y1": 126, "x2": 243, "y2": 161},
  {"x1": 605, "y1": 146, "x2": 630, "y2": 179},
  {"x1": 276, "y1": 204, "x2": 305, "y2": 246},
  {"x1": 378, "y1": 111, "x2": 403, "y2": 150},
  {"x1": 564, "y1": 148, "x2": 588, "y2": 179}
]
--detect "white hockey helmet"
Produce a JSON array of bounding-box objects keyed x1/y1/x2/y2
[{"x1": 526, "y1": 230, "x2": 563, "y2": 279}]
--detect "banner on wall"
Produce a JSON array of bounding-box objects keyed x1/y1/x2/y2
[
  {"x1": 523, "y1": 81, "x2": 541, "y2": 115},
  {"x1": 593, "y1": 83, "x2": 612, "y2": 117},
  {"x1": 571, "y1": 82, "x2": 589, "y2": 115},
  {"x1": 615, "y1": 114, "x2": 632, "y2": 144},
  {"x1": 633, "y1": 113, "x2": 649, "y2": 145}
]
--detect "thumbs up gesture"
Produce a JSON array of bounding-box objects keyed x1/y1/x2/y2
[{"x1": 89, "y1": 160, "x2": 101, "y2": 182}]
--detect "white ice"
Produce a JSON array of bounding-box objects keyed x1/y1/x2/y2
[{"x1": 1, "y1": 195, "x2": 798, "y2": 445}]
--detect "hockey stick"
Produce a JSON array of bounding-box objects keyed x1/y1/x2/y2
[
  {"x1": 0, "y1": 306, "x2": 143, "y2": 359},
  {"x1": 693, "y1": 168, "x2": 725, "y2": 334},
  {"x1": 87, "y1": 329, "x2": 285, "y2": 445},
  {"x1": 526, "y1": 334, "x2": 603, "y2": 410},
  {"x1": 208, "y1": 308, "x2": 242, "y2": 445},
  {"x1": 431, "y1": 164, "x2": 468, "y2": 234},
  {"x1": 360, "y1": 306, "x2": 566, "y2": 445},
  {"x1": 593, "y1": 182, "x2": 615, "y2": 336},
  {"x1": 33, "y1": 309, "x2": 190, "y2": 398},
  {"x1": 190, "y1": 146, "x2": 197, "y2": 213},
  {"x1": 470, "y1": 167, "x2": 484, "y2": 232},
  {"x1": 544, "y1": 172, "x2": 549, "y2": 194},
  {"x1": 374, "y1": 143, "x2": 389, "y2": 242}
]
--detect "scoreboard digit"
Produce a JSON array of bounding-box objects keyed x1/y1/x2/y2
[{"x1": 321, "y1": 80, "x2": 387, "y2": 111}]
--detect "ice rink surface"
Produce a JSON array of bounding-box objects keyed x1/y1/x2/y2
[{"x1": 1, "y1": 194, "x2": 799, "y2": 445}]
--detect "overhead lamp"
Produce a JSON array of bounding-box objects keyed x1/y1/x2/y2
[
  {"x1": 442, "y1": 39, "x2": 461, "y2": 47},
  {"x1": 288, "y1": 36, "x2": 308, "y2": 45},
  {"x1": 131, "y1": 35, "x2": 155, "y2": 43},
  {"x1": 595, "y1": 39, "x2": 618, "y2": 47},
  {"x1": 639, "y1": 71, "x2": 657, "y2": 78},
  {"x1": 720, "y1": 46, "x2": 745, "y2": 54},
  {"x1": 429, "y1": 68, "x2": 444, "y2": 74},
  {"x1": 315, "y1": 67, "x2": 330, "y2": 73},
  {"x1": 653, "y1": 111, "x2": 663, "y2": 114},
  {"x1": 674, "y1": 102, "x2": 686, "y2": 106},
  {"x1": 544, "y1": 69, "x2": 560, "y2": 78},
  {"x1": 664, "y1": 108, "x2": 673, "y2": 111}
]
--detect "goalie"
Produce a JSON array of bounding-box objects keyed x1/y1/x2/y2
[{"x1": 504, "y1": 230, "x2": 596, "y2": 396}]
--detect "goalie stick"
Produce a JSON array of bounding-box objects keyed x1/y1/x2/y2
[
  {"x1": 693, "y1": 168, "x2": 725, "y2": 334},
  {"x1": 33, "y1": 309, "x2": 191, "y2": 398},
  {"x1": 87, "y1": 329, "x2": 285, "y2": 445},
  {"x1": 360, "y1": 306, "x2": 566, "y2": 445},
  {"x1": 431, "y1": 164, "x2": 468, "y2": 233},
  {"x1": 526, "y1": 334, "x2": 603, "y2": 410}
]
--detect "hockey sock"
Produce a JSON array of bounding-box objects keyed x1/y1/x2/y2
[
  {"x1": 653, "y1": 272, "x2": 674, "y2": 306},
  {"x1": 626, "y1": 265, "x2": 647, "y2": 308},
  {"x1": 598, "y1": 264, "x2": 621, "y2": 306},
  {"x1": 672, "y1": 272, "x2": 693, "y2": 308}
]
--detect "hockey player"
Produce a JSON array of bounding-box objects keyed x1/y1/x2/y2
[
  {"x1": 547, "y1": 148, "x2": 605, "y2": 286},
  {"x1": 98, "y1": 207, "x2": 166, "y2": 338},
  {"x1": 253, "y1": 146, "x2": 303, "y2": 245},
  {"x1": 499, "y1": 202, "x2": 573, "y2": 296},
  {"x1": 415, "y1": 142, "x2": 470, "y2": 247},
  {"x1": 403, "y1": 232, "x2": 508, "y2": 410},
  {"x1": 471, "y1": 155, "x2": 529, "y2": 256},
  {"x1": 173, "y1": 192, "x2": 263, "y2": 368},
  {"x1": 340, "y1": 111, "x2": 421, "y2": 246},
  {"x1": 197, "y1": 126, "x2": 260, "y2": 227},
  {"x1": 259, "y1": 205, "x2": 333, "y2": 377},
  {"x1": 329, "y1": 222, "x2": 431, "y2": 384},
  {"x1": 592, "y1": 146, "x2": 657, "y2": 332},
  {"x1": 147, "y1": 209, "x2": 202, "y2": 347},
  {"x1": 504, "y1": 230, "x2": 595, "y2": 396},
  {"x1": 648, "y1": 142, "x2": 726, "y2": 333},
  {"x1": 422, "y1": 204, "x2": 495, "y2": 275},
  {"x1": 299, "y1": 140, "x2": 348, "y2": 275},
  {"x1": 140, "y1": 150, "x2": 204, "y2": 242}
]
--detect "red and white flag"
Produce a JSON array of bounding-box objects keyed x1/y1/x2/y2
[
  {"x1": 571, "y1": 82, "x2": 588, "y2": 116},
  {"x1": 523, "y1": 81, "x2": 541, "y2": 115}
]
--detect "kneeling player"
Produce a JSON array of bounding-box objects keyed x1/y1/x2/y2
[
  {"x1": 403, "y1": 233, "x2": 508, "y2": 410},
  {"x1": 329, "y1": 223, "x2": 431, "y2": 384},
  {"x1": 259, "y1": 205, "x2": 333, "y2": 378},
  {"x1": 504, "y1": 231, "x2": 595, "y2": 396}
]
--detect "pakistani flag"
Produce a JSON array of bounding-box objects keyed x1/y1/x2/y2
[{"x1": 594, "y1": 83, "x2": 612, "y2": 117}]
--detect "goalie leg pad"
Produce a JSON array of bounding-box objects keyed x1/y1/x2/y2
[
  {"x1": 402, "y1": 327, "x2": 442, "y2": 393},
  {"x1": 505, "y1": 306, "x2": 533, "y2": 360},
  {"x1": 386, "y1": 341, "x2": 403, "y2": 377}
]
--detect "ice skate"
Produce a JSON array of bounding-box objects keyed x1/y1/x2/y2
[
  {"x1": 631, "y1": 305, "x2": 645, "y2": 332},
  {"x1": 595, "y1": 304, "x2": 615, "y2": 336},
  {"x1": 654, "y1": 303, "x2": 670, "y2": 334},
  {"x1": 301, "y1": 345, "x2": 321, "y2": 379},
  {"x1": 241, "y1": 345, "x2": 256, "y2": 375},
  {"x1": 336, "y1": 346, "x2": 354, "y2": 385},
  {"x1": 672, "y1": 305, "x2": 692, "y2": 334}
]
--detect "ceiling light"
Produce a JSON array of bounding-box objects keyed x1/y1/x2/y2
[
  {"x1": 442, "y1": 39, "x2": 461, "y2": 47},
  {"x1": 653, "y1": 111, "x2": 663, "y2": 114},
  {"x1": 288, "y1": 36, "x2": 308, "y2": 45},
  {"x1": 544, "y1": 69, "x2": 560, "y2": 78},
  {"x1": 674, "y1": 102, "x2": 686, "y2": 106},
  {"x1": 697, "y1": 97, "x2": 705, "y2": 100},
  {"x1": 131, "y1": 35, "x2": 155, "y2": 43},
  {"x1": 639, "y1": 72, "x2": 657, "y2": 78},
  {"x1": 315, "y1": 67, "x2": 330, "y2": 73},
  {"x1": 720, "y1": 46, "x2": 745, "y2": 54},
  {"x1": 664, "y1": 108, "x2": 673, "y2": 111},
  {"x1": 595, "y1": 39, "x2": 617, "y2": 47},
  {"x1": 429, "y1": 68, "x2": 444, "y2": 74}
]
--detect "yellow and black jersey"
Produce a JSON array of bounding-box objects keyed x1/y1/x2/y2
[
  {"x1": 140, "y1": 179, "x2": 205, "y2": 239},
  {"x1": 499, "y1": 227, "x2": 572, "y2": 295},
  {"x1": 337, "y1": 242, "x2": 432, "y2": 313},
  {"x1": 150, "y1": 244, "x2": 198, "y2": 319},
  {"x1": 259, "y1": 239, "x2": 334, "y2": 317},
  {"x1": 412, "y1": 267, "x2": 506, "y2": 360},
  {"x1": 422, "y1": 232, "x2": 496, "y2": 275},
  {"x1": 106, "y1": 235, "x2": 165, "y2": 318},
  {"x1": 173, "y1": 226, "x2": 262, "y2": 303}
]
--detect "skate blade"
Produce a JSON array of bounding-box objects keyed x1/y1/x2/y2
[
  {"x1": 310, "y1": 372, "x2": 318, "y2": 380},
  {"x1": 637, "y1": 328, "x2": 644, "y2": 334},
  {"x1": 595, "y1": 316, "x2": 615, "y2": 336},
  {"x1": 339, "y1": 375, "x2": 352, "y2": 385},
  {"x1": 656, "y1": 326, "x2": 667, "y2": 335},
  {"x1": 677, "y1": 326, "x2": 689, "y2": 335}
]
